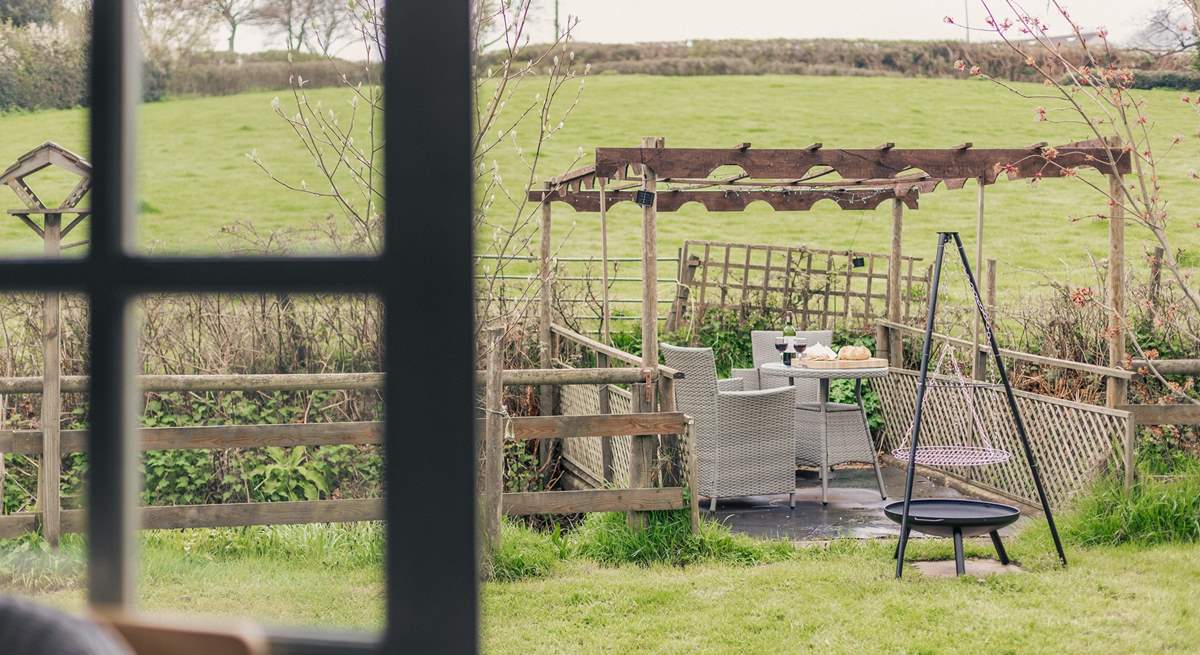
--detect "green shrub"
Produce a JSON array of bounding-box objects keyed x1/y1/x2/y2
[
  {"x1": 0, "y1": 21, "x2": 88, "y2": 111},
  {"x1": 490, "y1": 521, "x2": 567, "y2": 581},
  {"x1": 1128, "y1": 69, "x2": 1200, "y2": 91},
  {"x1": 569, "y1": 510, "x2": 794, "y2": 567},
  {"x1": 1064, "y1": 456, "x2": 1200, "y2": 547}
]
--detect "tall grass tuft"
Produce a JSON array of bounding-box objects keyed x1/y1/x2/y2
[
  {"x1": 142, "y1": 523, "x2": 385, "y2": 568},
  {"x1": 490, "y1": 521, "x2": 568, "y2": 582},
  {"x1": 569, "y1": 511, "x2": 794, "y2": 567},
  {"x1": 0, "y1": 534, "x2": 86, "y2": 592},
  {"x1": 1064, "y1": 457, "x2": 1200, "y2": 547}
]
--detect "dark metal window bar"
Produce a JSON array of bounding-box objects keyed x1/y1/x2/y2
[
  {"x1": 0, "y1": 2, "x2": 477, "y2": 653},
  {"x1": 894, "y1": 231, "x2": 1067, "y2": 578}
]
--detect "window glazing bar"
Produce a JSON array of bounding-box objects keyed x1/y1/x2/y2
[
  {"x1": 384, "y1": 1, "x2": 477, "y2": 653},
  {"x1": 87, "y1": 0, "x2": 141, "y2": 608}
]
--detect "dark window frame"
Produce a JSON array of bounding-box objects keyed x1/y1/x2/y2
[{"x1": 0, "y1": 2, "x2": 475, "y2": 653}]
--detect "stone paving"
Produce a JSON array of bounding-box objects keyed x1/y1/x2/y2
[{"x1": 707, "y1": 465, "x2": 1022, "y2": 542}]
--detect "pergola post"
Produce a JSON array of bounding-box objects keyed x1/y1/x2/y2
[
  {"x1": 639, "y1": 137, "x2": 662, "y2": 373},
  {"x1": 628, "y1": 136, "x2": 662, "y2": 530},
  {"x1": 538, "y1": 184, "x2": 555, "y2": 467},
  {"x1": 1106, "y1": 171, "x2": 1127, "y2": 408},
  {"x1": 887, "y1": 197, "x2": 903, "y2": 366},
  {"x1": 972, "y1": 179, "x2": 987, "y2": 380},
  {"x1": 599, "y1": 180, "x2": 611, "y2": 344}
]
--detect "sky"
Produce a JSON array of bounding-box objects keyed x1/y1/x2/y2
[{"x1": 234, "y1": 0, "x2": 1168, "y2": 56}]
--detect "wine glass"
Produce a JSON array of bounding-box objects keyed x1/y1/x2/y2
[
  {"x1": 774, "y1": 336, "x2": 788, "y2": 364},
  {"x1": 794, "y1": 337, "x2": 808, "y2": 360}
]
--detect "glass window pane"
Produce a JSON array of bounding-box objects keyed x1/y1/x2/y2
[
  {"x1": 131, "y1": 292, "x2": 384, "y2": 630},
  {"x1": 0, "y1": 293, "x2": 89, "y2": 606},
  {"x1": 135, "y1": 0, "x2": 384, "y2": 257}
]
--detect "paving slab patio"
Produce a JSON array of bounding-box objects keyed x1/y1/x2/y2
[{"x1": 706, "y1": 465, "x2": 1022, "y2": 541}]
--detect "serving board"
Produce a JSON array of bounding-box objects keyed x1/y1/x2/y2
[{"x1": 799, "y1": 357, "x2": 888, "y2": 369}]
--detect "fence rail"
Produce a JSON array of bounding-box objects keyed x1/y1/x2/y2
[{"x1": 0, "y1": 363, "x2": 692, "y2": 542}]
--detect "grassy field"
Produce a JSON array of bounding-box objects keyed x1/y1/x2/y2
[
  {"x1": 2, "y1": 75, "x2": 1198, "y2": 296},
  {"x1": 14, "y1": 524, "x2": 1200, "y2": 653}
]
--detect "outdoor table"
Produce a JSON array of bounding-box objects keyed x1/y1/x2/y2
[{"x1": 760, "y1": 362, "x2": 889, "y2": 505}]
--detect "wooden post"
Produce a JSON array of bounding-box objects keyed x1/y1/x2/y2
[
  {"x1": 875, "y1": 322, "x2": 890, "y2": 365},
  {"x1": 684, "y1": 418, "x2": 701, "y2": 535},
  {"x1": 1106, "y1": 172, "x2": 1127, "y2": 408},
  {"x1": 666, "y1": 249, "x2": 696, "y2": 334},
  {"x1": 596, "y1": 352, "x2": 614, "y2": 485},
  {"x1": 40, "y1": 212, "x2": 62, "y2": 547},
  {"x1": 1147, "y1": 246, "x2": 1164, "y2": 326},
  {"x1": 538, "y1": 185, "x2": 556, "y2": 467},
  {"x1": 972, "y1": 180, "x2": 986, "y2": 380},
  {"x1": 599, "y1": 180, "x2": 611, "y2": 344},
  {"x1": 887, "y1": 198, "x2": 903, "y2": 366},
  {"x1": 640, "y1": 137, "x2": 662, "y2": 377},
  {"x1": 985, "y1": 259, "x2": 997, "y2": 318},
  {"x1": 0, "y1": 393, "x2": 6, "y2": 514},
  {"x1": 1124, "y1": 412, "x2": 1136, "y2": 493},
  {"x1": 657, "y1": 375, "x2": 677, "y2": 487},
  {"x1": 627, "y1": 382, "x2": 654, "y2": 530},
  {"x1": 478, "y1": 328, "x2": 505, "y2": 574}
]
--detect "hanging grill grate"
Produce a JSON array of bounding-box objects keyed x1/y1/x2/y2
[{"x1": 891, "y1": 348, "x2": 1012, "y2": 467}]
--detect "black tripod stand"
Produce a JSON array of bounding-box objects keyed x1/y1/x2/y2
[{"x1": 894, "y1": 232, "x2": 1068, "y2": 578}]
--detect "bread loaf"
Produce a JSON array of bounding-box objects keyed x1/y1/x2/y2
[{"x1": 836, "y1": 345, "x2": 872, "y2": 361}]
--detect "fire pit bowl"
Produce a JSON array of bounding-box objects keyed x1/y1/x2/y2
[{"x1": 884, "y1": 499, "x2": 1021, "y2": 575}]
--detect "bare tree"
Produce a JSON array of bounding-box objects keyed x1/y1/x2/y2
[
  {"x1": 138, "y1": 0, "x2": 217, "y2": 62},
  {"x1": 304, "y1": 0, "x2": 349, "y2": 55},
  {"x1": 953, "y1": 1, "x2": 1199, "y2": 404},
  {"x1": 1134, "y1": 0, "x2": 1200, "y2": 60},
  {"x1": 250, "y1": 0, "x2": 588, "y2": 345},
  {"x1": 205, "y1": 0, "x2": 260, "y2": 53},
  {"x1": 255, "y1": 0, "x2": 313, "y2": 52}
]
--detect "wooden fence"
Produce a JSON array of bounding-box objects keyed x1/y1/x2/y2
[
  {"x1": 873, "y1": 320, "x2": 1138, "y2": 508},
  {"x1": 670, "y1": 239, "x2": 930, "y2": 333},
  {"x1": 0, "y1": 363, "x2": 698, "y2": 541},
  {"x1": 875, "y1": 368, "x2": 1130, "y2": 508}
]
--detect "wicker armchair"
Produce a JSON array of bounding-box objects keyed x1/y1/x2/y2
[{"x1": 662, "y1": 343, "x2": 796, "y2": 511}]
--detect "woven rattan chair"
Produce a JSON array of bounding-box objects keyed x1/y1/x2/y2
[
  {"x1": 731, "y1": 329, "x2": 833, "y2": 401},
  {"x1": 730, "y1": 330, "x2": 885, "y2": 499},
  {"x1": 662, "y1": 343, "x2": 796, "y2": 511}
]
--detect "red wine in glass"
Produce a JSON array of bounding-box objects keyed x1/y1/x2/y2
[{"x1": 774, "y1": 336, "x2": 789, "y2": 365}]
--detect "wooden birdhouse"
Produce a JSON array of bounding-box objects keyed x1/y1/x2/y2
[{"x1": 0, "y1": 141, "x2": 92, "y2": 250}]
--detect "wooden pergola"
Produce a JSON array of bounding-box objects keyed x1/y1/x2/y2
[{"x1": 531, "y1": 138, "x2": 1132, "y2": 410}]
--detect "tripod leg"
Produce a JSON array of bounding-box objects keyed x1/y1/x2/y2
[
  {"x1": 896, "y1": 232, "x2": 950, "y2": 579},
  {"x1": 990, "y1": 530, "x2": 1010, "y2": 565},
  {"x1": 953, "y1": 527, "x2": 965, "y2": 576},
  {"x1": 949, "y1": 233, "x2": 1067, "y2": 568}
]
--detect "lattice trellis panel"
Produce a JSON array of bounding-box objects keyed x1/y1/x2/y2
[
  {"x1": 681, "y1": 239, "x2": 929, "y2": 331},
  {"x1": 876, "y1": 368, "x2": 1129, "y2": 508},
  {"x1": 559, "y1": 383, "x2": 634, "y2": 487}
]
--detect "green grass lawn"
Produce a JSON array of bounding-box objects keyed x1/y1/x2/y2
[
  {"x1": 12, "y1": 524, "x2": 1200, "y2": 653},
  {"x1": 2, "y1": 75, "x2": 1197, "y2": 297}
]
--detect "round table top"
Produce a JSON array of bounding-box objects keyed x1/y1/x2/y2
[{"x1": 760, "y1": 361, "x2": 889, "y2": 379}]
